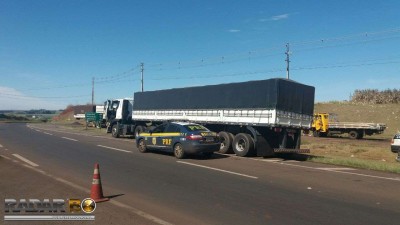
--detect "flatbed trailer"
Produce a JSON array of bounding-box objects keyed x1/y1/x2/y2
[
  {"x1": 324, "y1": 122, "x2": 386, "y2": 139},
  {"x1": 132, "y1": 78, "x2": 315, "y2": 157},
  {"x1": 311, "y1": 113, "x2": 386, "y2": 139}
]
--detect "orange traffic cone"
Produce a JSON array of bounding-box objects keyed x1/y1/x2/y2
[{"x1": 90, "y1": 163, "x2": 109, "y2": 202}]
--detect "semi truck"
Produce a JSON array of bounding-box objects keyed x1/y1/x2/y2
[
  {"x1": 121, "y1": 78, "x2": 315, "y2": 157},
  {"x1": 310, "y1": 113, "x2": 386, "y2": 139},
  {"x1": 102, "y1": 98, "x2": 135, "y2": 135}
]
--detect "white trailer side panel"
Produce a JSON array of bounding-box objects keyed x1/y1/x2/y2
[{"x1": 132, "y1": 109, "x2": 312, "y2": 129}]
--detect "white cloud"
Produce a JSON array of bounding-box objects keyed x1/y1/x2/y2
[
  {"x1": 228, "y1": 29, "x2": 241, "y2": 33},
  {"x1": 259, "y1": 13, "x2": 290, "y2": 22},
  {"x1": 0, "y1": 86, "x2": 65, "y2": 110},
  {"x1": 271, "y1": 14, "x2": 289, "y2": 21}
]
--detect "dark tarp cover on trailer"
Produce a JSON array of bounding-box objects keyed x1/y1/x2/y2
[{"x1": 133, "y1": 78, "x2": 315, "y2": 115}]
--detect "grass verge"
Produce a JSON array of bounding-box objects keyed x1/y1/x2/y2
[{"x1": 307, "y1": 155, "x2": 400, "y2": 174}]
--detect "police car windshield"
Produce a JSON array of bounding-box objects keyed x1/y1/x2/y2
[{"x1": 183, "y1": 125, "x2": 209, "y2": 132}]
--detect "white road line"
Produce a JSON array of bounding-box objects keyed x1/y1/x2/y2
[
  {"x1": 28, "y1": 126, "x2": 133, "y2": 143},
  {"x1": 177, "y1": 161, "x2": 258, "y2": 179},
  {"x1": 217, "y1": 153, "x2": 400, "y2": 182},
  {"x1": 97, "y1": 145, "x2": 132, "y2": 153},
  {"x1": 279, "y1": 162, "x2": 400, "y2": 182},
  {"x1": 0, "y1": 144, "x2": 3, "y2": 148},
  {"x1": 4, "y1": 156, "x2": 171, "y2": 225},
  {"x1": 109, "y1": 200, "x2": 173, "y2": 225},
  {"x1": 43, "y1": 132, "x2": 53, "y2": 136},
  {"x1": 316, "y1": 167, "x2": 356, "y2": 171},
  {"x1": 0, "y1": 154, "x2": 11, "y2": 160},
  {"x1": 61, "y1": 137, "x2": 78, "y2": 142},
  {"x1": 12, "y1": 154, "x2": 39, "y2": 167}
]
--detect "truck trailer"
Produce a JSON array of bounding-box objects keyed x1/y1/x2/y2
[
  {"x1": 310, "y1": 113, "x2": 386, "y2": 139},
  {"x1": 129, "y1": 78, "x2": 315, "y2": 157}
]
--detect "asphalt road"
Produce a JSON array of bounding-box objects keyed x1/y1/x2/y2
[{"x1": 1, "y1": 123, "x2": 400, "y2": 225}]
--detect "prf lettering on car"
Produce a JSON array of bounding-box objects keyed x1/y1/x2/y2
[{"x1": 162, "y1": 139, "x2": 172, "y2": 145}]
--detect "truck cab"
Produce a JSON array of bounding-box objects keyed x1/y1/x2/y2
[
  {"x1": 103, "y1": 98, "x2": 133, "y2": 134},
  {"x1": 311, "y1": 113, "x2": 329, "y2": 137}
]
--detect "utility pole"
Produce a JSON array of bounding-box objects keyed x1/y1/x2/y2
[
  {"x1": 285, "y1": 43, "x2": 290, "y2": 79},
  {"x1": 91, "y1": 77, "x2": 94, "y2": 105},
  {"x1": 140, "y1": 62, "x2": 144, "y2": 92}
]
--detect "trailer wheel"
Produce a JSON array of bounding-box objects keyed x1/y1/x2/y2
[
  {"x1": 111, "y1": 124, "x2": 120, "y2": 138},
  {"x1": 173, "y1": 143, "x2": 185, "y2": 159},
  {"x1": 138, "y1": 139, "x2": 147, "y2": 153},
  {"x1": 348, "y1": 130, "x2": 359, "y2": 139},
  {"x1": 218, "y1": 132, "x2": 234, "y2": 154},
  {"x1": 233, "y1": 133, "x2": 255, "y2": 157},
  {"x1": 134, "y1": 125, "x2": 144, "y2": 138}
]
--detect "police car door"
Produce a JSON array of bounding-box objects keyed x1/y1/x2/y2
[
  {"x1": 162, "y1": 124, "x2": 181, "y2": 150},
  {"x1": 147, "y1": 124, "x2": 167, "y2": 148}
]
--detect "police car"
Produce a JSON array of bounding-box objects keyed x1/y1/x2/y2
[
  {"x1": 391, "y1": 132, "x2": 400, "y2": 162},
  {"x1": 136, "y1": 122, "x2": 220, "y2": 159}
]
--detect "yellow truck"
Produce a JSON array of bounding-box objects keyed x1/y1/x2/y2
[{"x1": 311, "y1": 113, "x2": 386, "y2": 139}]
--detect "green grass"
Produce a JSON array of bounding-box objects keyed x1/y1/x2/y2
[{"x1": 308, "y1": 156, "x2": 400, "y2": 174}]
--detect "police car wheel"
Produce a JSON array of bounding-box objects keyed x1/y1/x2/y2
[
  {"x1": 173, "y1": 143, "x2": 185, "y2": 159},
  {"x1": 138, "y1": 139, "x2": 147, "y2": 153}
]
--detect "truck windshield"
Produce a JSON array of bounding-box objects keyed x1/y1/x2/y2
[
  {"x1": 184, "y1": 125, "x2": 209, "y2": 131},
  {"x1": 111, "y1": 101, "x2": 119, "y2": 110}
]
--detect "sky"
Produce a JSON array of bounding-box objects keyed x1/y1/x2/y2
[{"x1": 1, "y1": 0, "x2": 400, "y2": 110}]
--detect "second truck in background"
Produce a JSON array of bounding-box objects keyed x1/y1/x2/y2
[{"x1": 310, "y1": 113, "x2": 386, "y2": 139}]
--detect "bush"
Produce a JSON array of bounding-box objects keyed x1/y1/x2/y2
[{"x1": 351, "y1": 89, "x2": 400, "y2": 104}]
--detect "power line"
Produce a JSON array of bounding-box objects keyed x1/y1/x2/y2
[
  {"x1": 9, "y1": 27, "x2": 400, "y2": 93},
  {"x1": 144, "y1": 27, "x2": 400, "y2": 71},
  {"x1": 144, "y1": 58, "x2": 400, "y2": 81}
]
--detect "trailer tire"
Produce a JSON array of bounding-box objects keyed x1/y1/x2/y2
[
  {"x1": 134, "y1": 125, "x2": 144, "y2": 138},
  {"x1": 348, "y1": 130, "x2": 359, "y2": 139},
  {"x1": 111, "y1": 124, "x2": 120, "y2": 138},
  {"x1": 233, "y1": 133, "x2": 255, "y2": 157},
  {"x1": 218, "y1": 132, "x2": 234, "y2": 154}
]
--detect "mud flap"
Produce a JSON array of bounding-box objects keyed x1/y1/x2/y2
[{"x1": 256, "y1": 134, "x2": 275, "y2": 157}]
